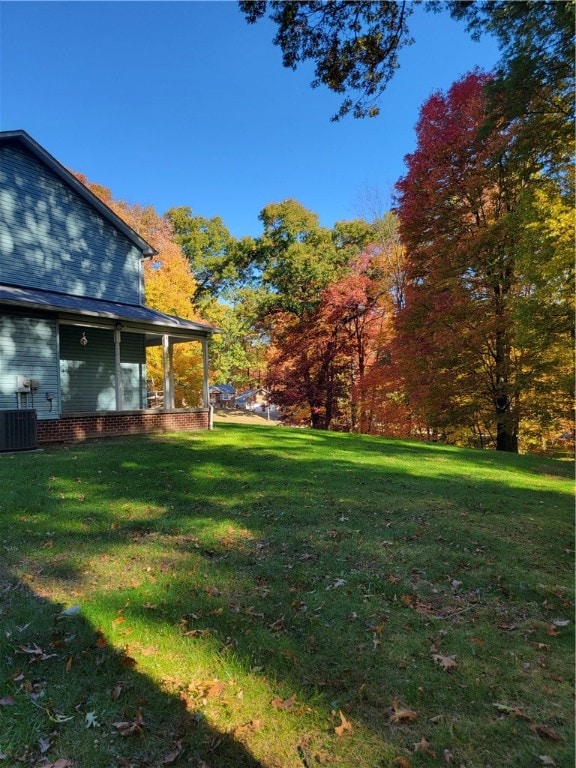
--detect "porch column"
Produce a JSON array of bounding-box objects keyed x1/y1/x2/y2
[
  {"x1": 201, "y1": 338, "x2": 210, "y2": 408},
  {"x1": 114, "y1": 327, "x2": 123, "y2": 411},
  {"x1": 162, "y1": 334, "x2": 175, "y2": 410}
]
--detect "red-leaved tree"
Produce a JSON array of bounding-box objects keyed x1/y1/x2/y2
[{"x1": 395, "y1": 71, "x2": 532, "y2": 451}]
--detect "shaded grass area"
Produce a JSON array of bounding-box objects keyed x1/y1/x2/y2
[{"x1": 0, "y1": 424, "x2": 573, "y2": 767}]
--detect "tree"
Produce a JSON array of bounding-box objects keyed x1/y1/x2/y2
[
  {"x1": 166, "y1": 206, "x2": 241, "y2": 304},
  {"x1": 505, "y1": 177, "x2": 575, "y2": 452},
  {"x1": 453, "y1": 1, "x2": 574, "y2": 194},
  {"x1": 253, "y1": 201, "x2": 398, "y2": 429},
  {"x1": 239, "y1": 0, "x2": 415, "y2": 120},
  {"x1": 349, "y1": 214, "x2": 411, "y2": 436},
  {"x1": 395, "y1": 71, "x2": 574, "y2": 452},
  {"x1": 200, "y1": 291, "x2": 268, "y2": 390},
  {"x1": 239, "y1": 1, "x2": 575, "y2": 122},
  {"x1": 266, "y1": 264, "x2": 381, "y2": 430}
]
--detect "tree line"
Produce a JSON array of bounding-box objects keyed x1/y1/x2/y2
[{"x1": 78, "y1": 1, "x2": 574, "y2": 453}]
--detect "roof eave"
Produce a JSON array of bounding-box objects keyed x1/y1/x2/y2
[{"x1": 0, "y1": 130, "x2": 158, "y2": 257}]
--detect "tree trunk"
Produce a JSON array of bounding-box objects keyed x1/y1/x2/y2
[
  {"x1": 495, "y1": 393, "x2": 519, "y2": 452},
  {"x1": 493, "y1": 306, "x2": 519, "y2": 453},
  {"x1": 492, "y1": 262, "x2": 519, "y2": 453}
]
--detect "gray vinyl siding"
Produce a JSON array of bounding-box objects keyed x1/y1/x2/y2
[
  {"x1": 59, "y1": 326, "x2": 146, "y2": 413},
  {"x1": 0, "y1": 313, "x2": 59, "y2": 419},
  {"x1": 0, "y1": 145, "x2": 143, "y2": 303}
]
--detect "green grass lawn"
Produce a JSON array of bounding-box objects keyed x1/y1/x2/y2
[{"x1": 0, "y1": 424, "x2": 573, "y2": 768}]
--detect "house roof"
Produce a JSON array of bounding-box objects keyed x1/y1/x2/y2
[
  {"x1": 0, "y1": 130, "x2": 157, "y2": 257},
  {"x1": 0, "y1": 283, "x2": 217, "y2": 341},
  {"x1": 235, "y1": 388, "x2": 269, "y2": 403},
  {"x1": 212, "y1": 384, "x2": 236, "y2": 394}
]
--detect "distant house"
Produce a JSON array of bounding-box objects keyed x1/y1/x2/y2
[
  {"x1": 235, "y1": 388, "x2": 269, "y2": 411},
  {"x1": 0, "y1": 130, "x2": 218, "y2": 447},
  {"x1": 209, "y1": 384, "x2": 236, "y2": 408}
]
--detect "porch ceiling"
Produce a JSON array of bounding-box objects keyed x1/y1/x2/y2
[{"x1": 0, "y1": 283, "x2": 219, "y2": 343}]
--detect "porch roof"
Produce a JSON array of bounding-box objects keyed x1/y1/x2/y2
[{"x1": 0, "y1": 283, "x2": 218, "y2": 342}]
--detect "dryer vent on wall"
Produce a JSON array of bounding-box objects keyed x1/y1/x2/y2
[{"x1": 0, "y1": 409, "x2": 38, "y2": 451}]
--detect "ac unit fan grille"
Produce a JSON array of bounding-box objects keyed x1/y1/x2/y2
[{"x1": 0, "y1": 409, "x2": 38, "y2": 451}]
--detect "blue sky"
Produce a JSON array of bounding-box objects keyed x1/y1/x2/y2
[{"x1": 0, "y1": 1, "x2": 500, "y2": 239}]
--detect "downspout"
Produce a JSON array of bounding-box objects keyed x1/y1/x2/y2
[{"x1": 114, "y1": 325, "x2": 123, "y2": 411}]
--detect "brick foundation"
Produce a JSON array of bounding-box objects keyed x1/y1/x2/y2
[{"x1": 37, "y1": 409, "x2": 210, "y2": 444}]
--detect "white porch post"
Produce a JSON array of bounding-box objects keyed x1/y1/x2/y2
[
  {"x1": 201, "y1": 338, "x2": 213, "y2": 429},
  {"x1": 114, "y1": 327, "x2": 123, "y2": 411},
  {"x1": 201, "y1": 338, "x2": 210, "y2": 407},
  {"x1": 162, "y1": 334, "x2": 174, "y2": 410}
]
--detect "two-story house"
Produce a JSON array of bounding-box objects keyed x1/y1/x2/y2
[{"x1": 0, "y1": 130, "x2": 217, "y2": 448}]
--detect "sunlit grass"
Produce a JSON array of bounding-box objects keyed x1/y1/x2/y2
[{"x1": 0, "y1": 424, "x2": 573, "y2": 767}]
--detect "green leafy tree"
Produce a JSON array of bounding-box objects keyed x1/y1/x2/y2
[
  {"x1": 239, "y1": 0, "x2": 415, "y2": 120},
  {"x1": 254, "y1": 199, "x2": 349, "y2": 316},
  {"x1": 508, "y1": 178, "x2": 575, "y2": 452},
  {"x1": 239, "y1": 1, "x2": 574, "y2": 122},
  {"x1": 166, "y1": 206, "x2": 241, "y2": 303},
  {"x1": 200, "y1": 290, "x2": 268, "y2": 391}
]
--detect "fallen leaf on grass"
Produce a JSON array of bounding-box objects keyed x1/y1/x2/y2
[
  {"x1": 112, "y1": 709, "x2": 144, "y2": 736},
  {"x1": 539, "y1": 757, "x2": 556, "y2": 767},
  {"x1": 45, "y1": 708, "x2": 74, "y2": 724},
  {"x1": 269, "y1": 616, "x2": 286, "y2": 632},
  {"x1": 431, "y1": 653, "x2": 457, "y2": 672},
  {"x1": 85, "y1": 711, "x2": 99, "y2": 728},
  {"x1": 529, "y1": 723, "x2": 562, "y2": 741},
  {"x1": 111, "y1": 684, "x2": 124, "y2": 701},
  {"x1": 162, "y1": 739, "x2": 184, "y2": 764},
  {"x1": 334, "y1": 710, "x2": 353, "y2": 736},
  {"x1": 400, "y1": 593, "x2": 417, "y2": 607},
  {"x1": 493, "y1": 703, "x2": 530, "y2": 719},
  {"x1": 43, "y1": 761, "x2": 74, "y2": 768},
  {"x1": 234, "y1": 719, "x2": 263, "y2": 739},
  {"x1": 412, "y1": 736, "x2": 436, "y2": 756},
  {"x1": 271, "y1": 696, "x2": 295, "y2": 710},
  {"x1": 0, "y1": 696, "x2": 14, "y2": 706},
  {"x1": 389, "y1": 699, "x2": 417, "y2": 724},
  {"x1": 18, "y1": 643, "x2": 57, "y2": 662},
  {"x1": 206, "y1": 681, "x2": 225, "y2": 698}
]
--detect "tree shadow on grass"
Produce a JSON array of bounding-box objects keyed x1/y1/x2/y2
[
  {"x1": 0, "y1": 565, "x2": 264, "y2": 768},
  {"x1": 0, "y1": 427, "x2": 573, "y2": 766}
]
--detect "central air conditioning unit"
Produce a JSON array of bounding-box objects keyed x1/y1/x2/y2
[{"x1": 0, "y1": 409, "x2": 38, "y2": 452}]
